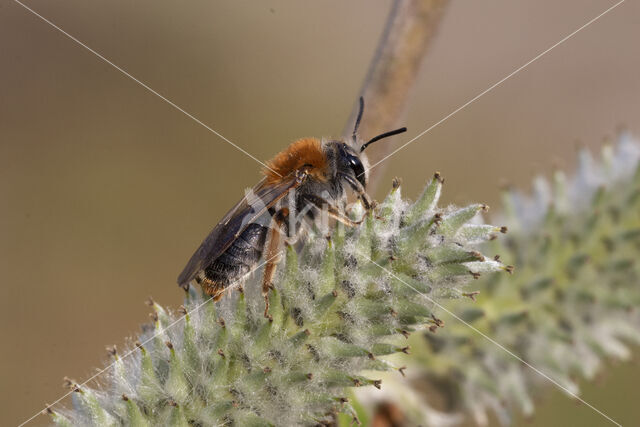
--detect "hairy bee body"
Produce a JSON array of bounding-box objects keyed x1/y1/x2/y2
[
  {"x1": 188, "y1": 138, "x2": 355, "y2": 297},
  {"x1": 178, "y1": 98, "x2": 405, "y2": 316},
  {"x1": 196, "y1": 222, "x2": 268, "y2": 297}
]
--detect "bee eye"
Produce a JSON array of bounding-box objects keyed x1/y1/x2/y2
[{"x1": 347, "y1": 155, "x2": 366, "y2": 188}]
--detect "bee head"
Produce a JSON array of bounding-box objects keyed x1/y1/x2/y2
[
  {"x1": 337, "y1": 142, "x2": 368, "y2": 188},
  {"x1": 342, "y1": 97, "x2": 407, "y2": 188}
]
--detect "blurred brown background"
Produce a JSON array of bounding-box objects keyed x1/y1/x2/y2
[{"x1": 1, "y1": 0, "x2": 639, "y2": 425}]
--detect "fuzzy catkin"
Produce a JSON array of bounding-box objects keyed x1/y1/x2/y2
[
  {"x1": 51, "y1": 173, "x2": 508, "y2": 426},
  {"x1": 366, "y1": 133, "x2": 640, "y2": 426}
]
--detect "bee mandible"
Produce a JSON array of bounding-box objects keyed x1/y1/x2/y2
[{"x1": 177, "y1": 98, "x2": 406, "y2": 318}]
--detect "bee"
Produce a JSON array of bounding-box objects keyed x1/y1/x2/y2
[{"x1": 177, "y1": 98, "x2": 406, "y2": 318}]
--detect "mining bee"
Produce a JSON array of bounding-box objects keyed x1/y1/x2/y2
[{"x1": 177, "y1": 98, "x2": 406, "y2": 318}]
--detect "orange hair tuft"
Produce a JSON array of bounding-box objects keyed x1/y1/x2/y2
[{"x1": 263, "y1": 138, "x2": 328, "y2": 184}]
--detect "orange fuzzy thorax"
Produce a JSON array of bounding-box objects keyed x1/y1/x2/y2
[{"x1": 263, "y1": 137, "x2": 329, "y2": 184}]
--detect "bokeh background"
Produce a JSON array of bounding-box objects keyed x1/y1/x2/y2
[{"x1": 2, "y1": 0, "x2": 639, "y2": 425}]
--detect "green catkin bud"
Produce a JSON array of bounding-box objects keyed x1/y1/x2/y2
[
  {"x1": 377, "y1": 178, "x2": 403, "y2": 221},
  {"x1": 439, "y1": 204, "x2": 488, "y2": 238},
  {"x1": 396, "y1": 212, "x2": 442, "y2": 256},
  {"x1": 233, "y1": 292, "x2": 248, "y2": 333},
  {"x1": 424, "y1": 263, "x2": 473, "y2": 282},
  {"x1": 107, "y1": 349, "x2": 128, "y2": 395},
  {"x1": 313, "y1": 291, "x2": 338, "y2": 318},
  {"x1": 122, "y1": 394, "x2": 150, "y2": 427},
  {"x1": 146, "y1": 298, "x2": 171, "y2": 328},
  {"x1": 317, "y1": 239, "x2": 336, "y2": 295},
  {"x1": 53, "y1": 172, "x2": 508, "y2": 426},
  {"x1": 47, "y1": 408, "x2": 72, "y2": 427},
  {"x1": 395, "y1": 300, "x2": 433, "y2": 319},
  {"x1": 423, "y1": 246, "x2": 485, "y2": 265},
  {"x1": 356, "y1": 212, "x2": 374, "y2": 253},
  {"x1": 405, "y1": 173, "x2": 443, "y2": 224},
  {"x1": 164, "y1": 342, "x2": 189, "y2": 404},
  {"x1": 137, "y1": 343, "x2": 160, "y2": 405},
  {"x1": 279, "y1": 245, "x2": 299, "y2": 311},
  {"x1": 71, "y1": 386, "x2": 114, "y2": 426},
  {"x1": 322, "y1": 338, "x2": 370, "y2": 359},
  {"x1": 456, "y1": 224, "x2": 504, "y2": 244},
  {"x1": 289, "y1": 329, "x2": 311, "y2": 347},
  {"x1": 389, "y1": 272, "x2": 432, "y2": 296},
  {"x1": 181, "y1": 313, "x2": 199, "y2": 373}
]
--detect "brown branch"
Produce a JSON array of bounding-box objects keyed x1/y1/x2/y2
[{"x1": 345, "y1": 0, "x2": 450, "y2": 192}]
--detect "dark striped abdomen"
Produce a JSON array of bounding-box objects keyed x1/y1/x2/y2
[{"x1": 201, "y1": 223, "x2": 268, "y2": 295}]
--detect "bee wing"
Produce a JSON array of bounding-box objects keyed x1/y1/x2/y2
[{"x1": 177, "y1": 175, "x2": 299, "y2": 287}]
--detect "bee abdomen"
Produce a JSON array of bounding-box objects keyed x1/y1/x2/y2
[{"x1": 202, "y1": 223, "x2": 268, "y2": 295}]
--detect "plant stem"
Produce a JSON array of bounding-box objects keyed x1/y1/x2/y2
[{"x1": 344, "y1": 0, "x2": 450, "y2": 192}]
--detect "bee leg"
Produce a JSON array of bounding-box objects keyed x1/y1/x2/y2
[
  {"x1": 327, "y1": 205, "x2": 365, "y2": 227},
  {"x1": 262, "y1": 207, "x2": 289, "y2": 320},
  {"x1": 303, "y1": 194, "x2": 365, "y2": 227},
  {"x1": 339, "y1": 173, "x2": 372, "y2": 211}
]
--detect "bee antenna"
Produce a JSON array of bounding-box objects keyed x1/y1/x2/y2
[
  {"x1": 360, "y1": 127, "x2": 407, "y2": 152},
  {"x1": 352, "y1": 97, "x2": 365, "y2": 139}
]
